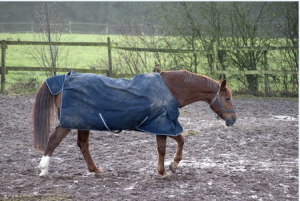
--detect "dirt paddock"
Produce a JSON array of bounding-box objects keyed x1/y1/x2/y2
[{"x1": 0, "y1": 94, "x2": 298, "y2": 200}]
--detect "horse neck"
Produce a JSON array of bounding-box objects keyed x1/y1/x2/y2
[{"x1": 161, "y1": 71, "x2": 219, "y2": 108}]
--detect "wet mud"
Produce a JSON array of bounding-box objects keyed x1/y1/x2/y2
[{"x1": 0, "y1": 95, "x2": 298, "y2": 200}]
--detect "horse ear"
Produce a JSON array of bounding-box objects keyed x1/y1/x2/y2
[{"x1": 220, "y1": 79, "x2": 227, "y2": 90}]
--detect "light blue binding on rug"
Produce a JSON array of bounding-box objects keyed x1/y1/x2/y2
[{"x1": 45, "y1": 70, "x2": 183, "y2": 136}]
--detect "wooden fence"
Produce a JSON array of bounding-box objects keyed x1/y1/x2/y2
[
  {"x1": 0, "y1": 21, "x2": 286, "y2": 36},
  {"x1": 0, "y1": 22, "x2": 159, "y2": 35},
  {"x1": 0, "y1": 22, "x2": 112, "y2": 34},
  {"x1": 116, "y1": 45, "x2": 298, "y2": 75},
  {"x1": 0, "y1": 37, "x2": 115, "y2": 93},
  {"x1": 0, "y1": 37, "x2": 298, "y2": 93}
]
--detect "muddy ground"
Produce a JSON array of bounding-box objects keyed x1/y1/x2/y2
[{"x1": 0, "y1": 94, "x2": 298, "y2": 200}]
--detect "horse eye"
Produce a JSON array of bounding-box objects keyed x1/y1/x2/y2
[{"x1": 226, "y1": 98, "x2": 230, "y2": 101}]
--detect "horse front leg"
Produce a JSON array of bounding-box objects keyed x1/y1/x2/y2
[
  {"x1": 168, "y1": 134, "x2": 184, "y2": 173},
  {"x1": 39, "y1": 126, "x2": 70, "y2": 176},
  {"x1": 77, "y1": 130, "x2": 102, "y2": 176},
  {"x1": 156, "y1": 135, "x2": 170, "y2": 178}
]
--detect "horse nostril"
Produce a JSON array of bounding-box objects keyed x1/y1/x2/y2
[
  {"x1": 226, "y1": 119, "x2": 231, "y2": 126},
  {"x1": 226, "y1": 117, "x2": 236, "y2": 126}
]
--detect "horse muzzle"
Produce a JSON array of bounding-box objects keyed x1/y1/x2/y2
[{"x1": 226, "y1": 116, "x2": 236, "y2": 127}]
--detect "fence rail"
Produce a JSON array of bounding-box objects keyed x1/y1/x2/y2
[
  {"x1": 214, "y1": 70, "x2": 298, "y2": 75},
  {"x1": 0, "y1": 21, "x2": 159, "y2": 35},
  {"x1": 0, "y1": 37, "x2": 298, "y2": 94},
  {"x1": 5, "y1": 40, "x2": 113, "y2": 47},
  {"x1": 0, "y1": 38, "x2": 115, "y2": 93},
  {"x1": 3, "y1": 67, "x2": 108, "y2": 74},
  {"x1": 0, "y1": 21, "x2": 286, "y2": 36}
]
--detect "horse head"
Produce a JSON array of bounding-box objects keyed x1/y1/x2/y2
[{"x1": 209, "y1": 79, "x2": 236, "y2": 126}]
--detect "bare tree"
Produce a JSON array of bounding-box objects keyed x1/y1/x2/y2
[
  {"x1": 111, "y1": 23, "x2": 152, "y2": 75},
  {"x1": 226, "y1": 2, "x2": 273, "y2": 95},
  {"x1": 157, "y1": 2, "x2": 232, "y2": 75},
  {"x1": 274, "y1": 2, "x2": 298, "y2": 96},
  {"x1": 103, "y1": 22, "x2": 188, "y2": 76},
  {"x1": 27, "y1": 2, "x2": 67, "y2": 77}
]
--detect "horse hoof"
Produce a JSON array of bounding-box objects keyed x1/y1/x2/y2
[
  {"x1": 94, "y1": 169, "x2": 103, "y2": 177},
  {"x1": 159, "y1": 171, "x2": 171, "y2": 179},
  {"x1": 39, "y1": 169, "x2": 48, "y2": 177},
  {"x1": 169, "y1": 162, "x2": 177, "y2": 173}
]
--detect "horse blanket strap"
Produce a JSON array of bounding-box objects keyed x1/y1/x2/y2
[
  {"x1": 45, "y1": 70, "x2": 183, "y2": 136},
  {"x1": 209, "y1": 85, "x2": 236, "y2": 119}
]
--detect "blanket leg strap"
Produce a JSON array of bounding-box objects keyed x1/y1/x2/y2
[
  {"x1": 99, "y1": 113, "x2": 122, "y2": 133},
  {"x1": 136, "y1": 116, "x2": 148, "y2": 128},
  {"x1": 99, "y1": 113, "x2": 148, "y2": 133}
]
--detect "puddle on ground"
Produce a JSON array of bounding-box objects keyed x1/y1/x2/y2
[{"x1": 271, "y1": 115, "x2": 298, "y2": 121}]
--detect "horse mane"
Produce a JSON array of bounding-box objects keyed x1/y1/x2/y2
[
  {"x1": 181, "y1": 70, "x2": 195, "y2": 83},
  {"x1": 181, "y1": 70, "x2": 219, "y2": 93},
  {"x1": 160, "y1": 69, "x2": 232, "y2": 107}
]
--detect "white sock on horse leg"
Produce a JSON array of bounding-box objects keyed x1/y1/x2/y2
[{"x1": 38, "y1": 155, "x2": 51, "y2": 176}]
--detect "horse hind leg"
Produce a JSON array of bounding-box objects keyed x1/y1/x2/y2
[
  {"x1": 156, "y1": 135, "x2": 170, "y2": 178},
  {"x1": 39, "y1": 126, "x2": 70, "y2": 176},
  {"x1": 168, "y1": 134, "x2": 184, "y2": 173},
  {"x1": 77, "y1": 130, "x2": 102, "y2": 176}
]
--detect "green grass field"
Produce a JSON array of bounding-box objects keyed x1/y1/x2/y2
[
  {"x1": 1, "y1": 33, "x2": 113, "y2": 93},
  {"x1": 2, "y1": 33, "x2": 110, "y2": 67},
  {"x1": 0, "y1": 33, "x2": 298, "y2": 97},
  {"x1": 0, "y1": 33, "x2": 211, "y2": 94}
]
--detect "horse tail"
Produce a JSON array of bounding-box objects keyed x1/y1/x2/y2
[{"x1": 32, "y1": 82, "x2": 55, "y2": 152}]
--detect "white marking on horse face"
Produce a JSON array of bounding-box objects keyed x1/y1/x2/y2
[{"x1": 38, "y1": 156, "x2": 51, "y2": 176}]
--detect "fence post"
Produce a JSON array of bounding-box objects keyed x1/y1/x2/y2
[
  {"x1": 106, "y1": 23, "x2": 109, "y2": 35},
  {"x1": 107, "y1": 37, "x2": 112, "y2": 77},
  {"x1": 193, "y1": 53, "x2": 197, "y2": 73},
  {"x1": 263, "y1": 50, "x2": 270, "y2": 96},
  {"x1": 1, "y1": 40, "x2": 7, "y2": 94},
  {"x1": 69, "y1": 22, "x2": 72, "y2": 34},
  {"x1": 212, "y1": 41, "x2": 218, "y2": 80}
]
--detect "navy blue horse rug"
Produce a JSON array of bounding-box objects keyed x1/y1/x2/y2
[{"x1": 45, "y1": 71, "x2": 183, "y2": 136}]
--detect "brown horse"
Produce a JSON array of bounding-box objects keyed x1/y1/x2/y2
[{"x1": 32, "y1": 70, "x2": 236, "y2": 178}]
